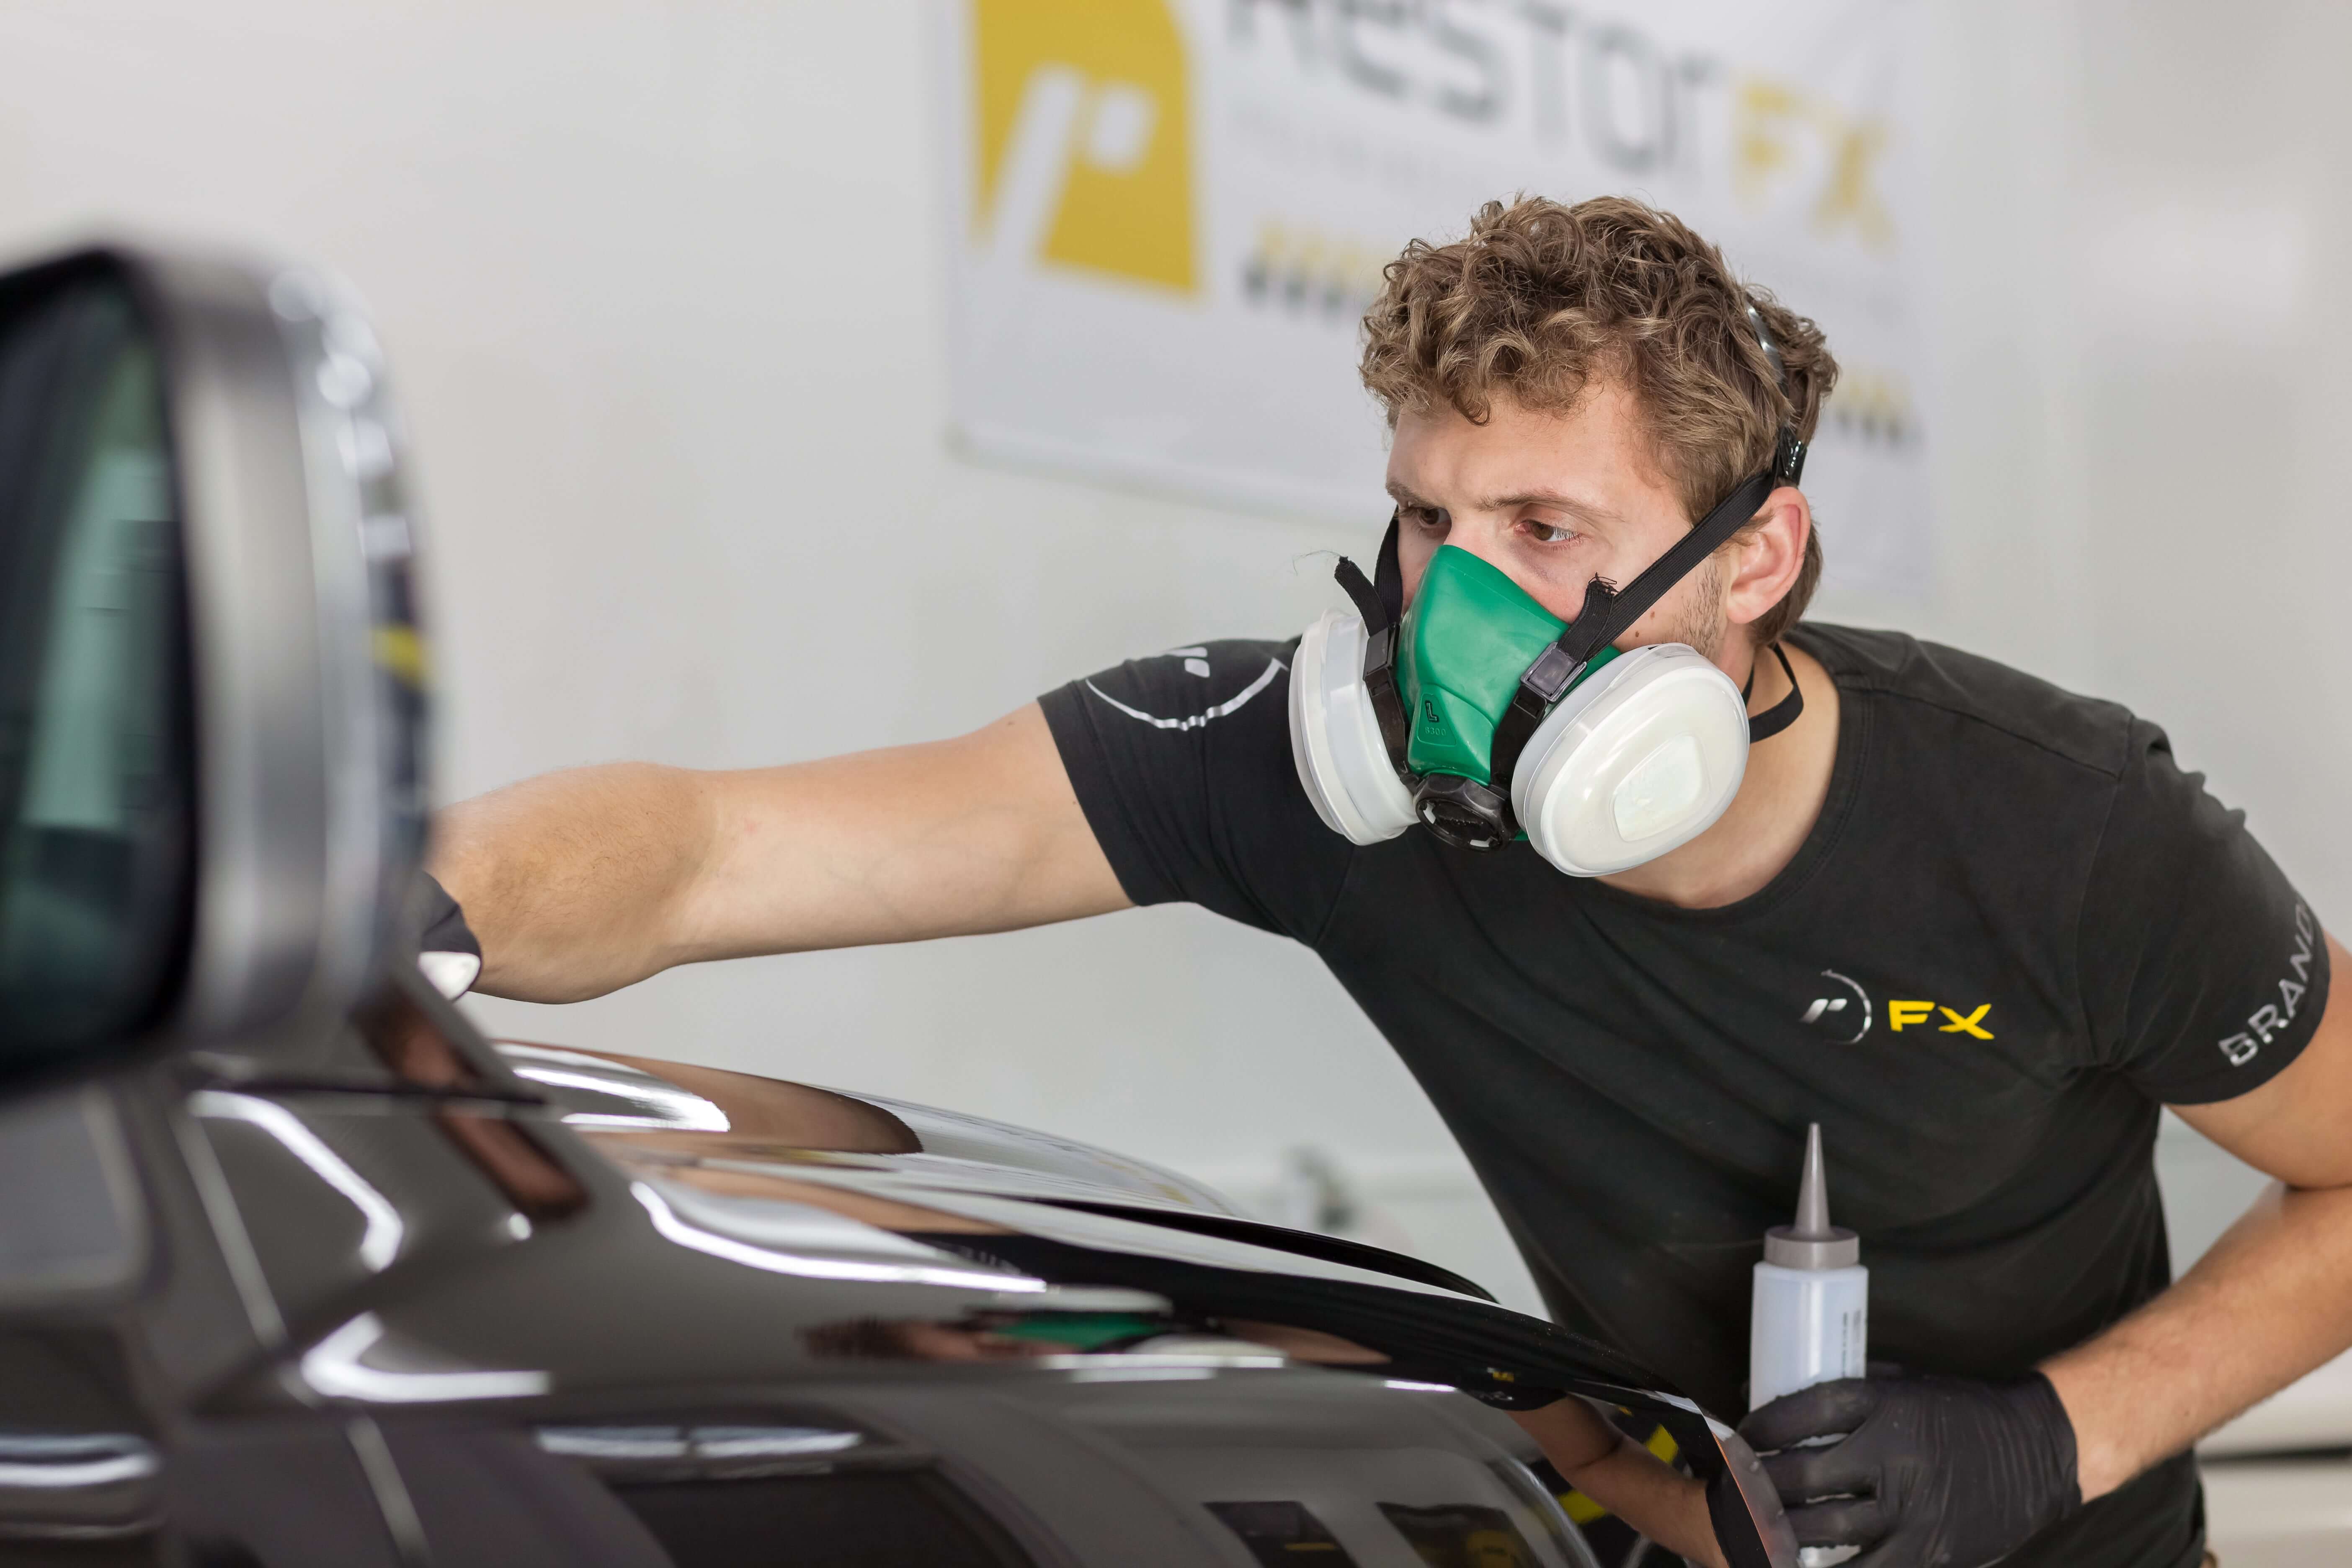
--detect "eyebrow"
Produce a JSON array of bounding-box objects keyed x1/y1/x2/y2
[
  {"x1": 1481, "y1": 488, "x2": 1624, "y2": 525},
  {"x1": 1385, "y1": 480, "x2": 1623, "y2": 528}
]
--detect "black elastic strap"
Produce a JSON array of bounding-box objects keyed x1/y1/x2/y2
[
  {"x1": 1488, "y1": 467, "x2": 1778, "y2": 794},
  {"x1": 1332, "y1": 553, "x2": 1387, "y2": 635},
  {"x1": 1562, "y1": 469, "x2": 1775, "y2": 664},
  {"x1": 1743, "y1": 642, "x2": 1804, "y2": 742},
  {"x1": 1331, "y1": 512, "x2": 1404, "y2": 636},
  {"x1": 1373, "y1": 512, "x2": 1403, "y2": 623},
  {"x1": 1746, "y1": 300, "x2": 1809, "y2": 486},
  {"x1": 1330, "y1": 513, "x2": 1414, "y2": 769}
]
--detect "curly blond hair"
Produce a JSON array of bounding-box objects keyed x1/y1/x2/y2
[{"x1": 1360, "y1": 195, "x2": 1837, "y2": 643}]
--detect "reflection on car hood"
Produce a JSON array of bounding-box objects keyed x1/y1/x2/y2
[
  {"x1": 469, "y1": 1043, "x2": 1791, "y2": 1563},
  {"x1": 495, "y1": 1042, "x2": 1497, "y2": 1302},
  {"x1": 185, "y1": 1028, "x2": 1795, "y2": 1565},
  {"x1": 496, "y1": 1043, "x2": 1235, "y2": 1210}
]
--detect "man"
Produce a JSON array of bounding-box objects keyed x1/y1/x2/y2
[{"x1": 431, "y1": 197, "x2": 2352, "y2": 1568}]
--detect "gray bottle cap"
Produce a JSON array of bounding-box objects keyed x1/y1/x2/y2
[{"x1": 1764, "y1": 1122, "x2": 1859, "y2": 1269}]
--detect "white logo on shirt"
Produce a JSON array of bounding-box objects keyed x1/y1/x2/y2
[
  {"x1": 1085, "y1": 647, "x2": 1286, "y2": 731},
  {"x1": 2217, "y1": 903, "x2": 2318, "y2": 1068},
  {"x1": 1800, "y1": 969, "x2": 1873, "y2": 1044}
]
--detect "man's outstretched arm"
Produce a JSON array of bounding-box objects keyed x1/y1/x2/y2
[
  {"x1": 428, "y1": 702, "x2": 1131, "y2": 1002},
  {"x1": 2041, "y1": 930, "x2": 2352, "y2": 1496}
]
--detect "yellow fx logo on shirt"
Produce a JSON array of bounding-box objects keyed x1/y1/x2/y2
[{"x1": 1888, "y1": 1001, "x2": 1994, "y2": 1038}]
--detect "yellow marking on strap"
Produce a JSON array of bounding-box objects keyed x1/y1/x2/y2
[
  {"x1": 373, "y1": 626, "x2": 428, "y2": 687},
  {"x1": 1558, "y1": 1426, "x2": 1677, "y2": 1525}
]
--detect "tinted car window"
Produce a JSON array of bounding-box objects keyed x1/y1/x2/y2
[
  {"x1": 1380, "y1": 1501, "x2": 1542, "y2": 1567},
  {"x1": 1207, "y1": 1500, "x2": 1362, "y2": 1566},
  {"x1": 0, "y1": 270, "x2": 191, "y2": 1062},
  {"x1": 611, "y1": 1473, "x2": 1034, "y2": 1568}
]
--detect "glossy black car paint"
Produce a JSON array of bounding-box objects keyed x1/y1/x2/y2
[{"x1": 0, "y1": 246, "x2": 1798, "y2": 1568}]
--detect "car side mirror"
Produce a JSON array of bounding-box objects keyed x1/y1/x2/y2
[{"x1": 0, "y1": 246, "x2": 430, "y2": 1087}]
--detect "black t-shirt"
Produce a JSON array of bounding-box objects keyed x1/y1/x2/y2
[{"x1": 1040, "y1": 622, "x2": 2326, "y2": 1568}]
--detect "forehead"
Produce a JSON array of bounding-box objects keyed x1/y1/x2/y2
[{"x1": 1385, "y1": 382, "x2": 1676, "y2": 515}]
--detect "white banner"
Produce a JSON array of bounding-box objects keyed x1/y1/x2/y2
[{"x1": 941, "y1": 0, "x2": 1929, "y2": 594}]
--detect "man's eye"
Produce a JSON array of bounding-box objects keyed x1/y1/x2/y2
[
  {"x1": 1406, "y1": 506, "x2": 1449, "y2": 533},
  {"x1": 1528, "y1": 522, "x2": 1574, "y2": 544}
]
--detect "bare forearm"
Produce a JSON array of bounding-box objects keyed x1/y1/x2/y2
[
  {"x1": 1509, "y1": 1401, "x2": 1725, "y2": 1568},
  {"x1": 678, "y1": 720, "x2": 1122, "y2": 962},
  {"x1": 430, "y1": 763, "x2": 720, "y2": 1001},
  {"x1": 428, "y1": 706, "x2": 1128, "y2": 1003},
  {"x1": 2042, "y1": 1179, "x2": 2352, "y2": 1498}
]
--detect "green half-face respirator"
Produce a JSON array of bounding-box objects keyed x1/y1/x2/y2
[{"x1": 1288, "y1": 304, "x2": 1808, "y2": 875}]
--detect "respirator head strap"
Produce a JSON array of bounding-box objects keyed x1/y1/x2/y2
[
  {"x1": 1483, "y1": 467, "x2": 1777, "y2": 808},
  {"x1": 1746, "y1": 299, "x2": 1809, "y2": 487},
  {"x1": 1333, "y1": 512, "x2": 1405, "y2": 631},
  {"x1": 1331, "y1": 513, "x2": 1416, "y2": 775},
  {"x1": 1559, "y1": 299, "x2": 1798, "y2": 665},
  {"x1": 1577, "y1": 468, "x2": 1777, "y2": 656},
  {"x1": 1743, "y1": 640, "x2": 1805, "y2": 741}
]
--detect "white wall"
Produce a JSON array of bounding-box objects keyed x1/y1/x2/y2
[{"x1": 1, "y1": 2, "x2": 2340, "y2": 1330}]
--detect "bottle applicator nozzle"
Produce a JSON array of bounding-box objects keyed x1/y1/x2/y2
[
  {"x1": 1793, "y1": 1122, "x2": 1834, "y2": 1238},
  {"x1": 1751, "y1": 1120, "x2": 1868, "y2": 1413},
  {"x1": 1766, "y1": 1122, "x2": 1859, "y2": 1269}
]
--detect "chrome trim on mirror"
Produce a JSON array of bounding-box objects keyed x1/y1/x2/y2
[
  {"x1": 267, "y1": 269, "x2": 428, "y2": 1029},
  {"x1": 99, "y1": 245, "x2": 427, "y2": 1044}
]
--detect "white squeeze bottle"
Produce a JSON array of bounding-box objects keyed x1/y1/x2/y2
[{"x1": 1749, "y1": 1122, "x2": 1868, "y2": 1411}]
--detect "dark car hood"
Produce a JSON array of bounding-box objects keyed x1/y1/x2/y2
[
  {"x1": 496, "y1": 1042, "x2": 1507, "y2": 1303},
  {"x1": 201, "y1": 1034, "x2": 1688, "y2": 1411},
  {"x1": 184, "y1": 1025, "x2": 1792, "y2": 1565}
]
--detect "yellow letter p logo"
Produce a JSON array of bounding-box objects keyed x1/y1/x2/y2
[{"x1": 972, "y1": 0, "x2": 1197, "y2": 294}]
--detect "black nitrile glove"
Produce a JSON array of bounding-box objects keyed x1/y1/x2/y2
[
  {"x1": 1738, "y1": 1373, "x2": 2081, "y2": 1568},
  {"x1": 416, "y1": 872, "x2": 482, "y2": 998}
]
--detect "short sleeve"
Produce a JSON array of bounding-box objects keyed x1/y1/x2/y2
[
  {"x1": 2077, "y1": 720, "x2": 2329, "y2": 1103},
  {"x1": 1038, "y1": 637, "x2": 1352, "y2": 943}
]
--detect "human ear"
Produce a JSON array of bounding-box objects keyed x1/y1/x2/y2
[{"x1": 1723, "y1": 487, "x2": 1810, "y2": 629}]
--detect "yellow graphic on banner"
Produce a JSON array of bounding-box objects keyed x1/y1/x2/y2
[
  {"x1": 1733, "y1": 75, "x2": 1895, "y2": 252},
  {"x1": 971, "y1": 0, "x2": 1196, "y2": 293}
]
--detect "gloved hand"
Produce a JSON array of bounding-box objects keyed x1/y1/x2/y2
[
  {"x1": 1737, "y1": 1373, "x2": 2080, "y2": 1568},
  {"x1": 416, "y1": 872, "x2": 482, "y2": 998}
]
